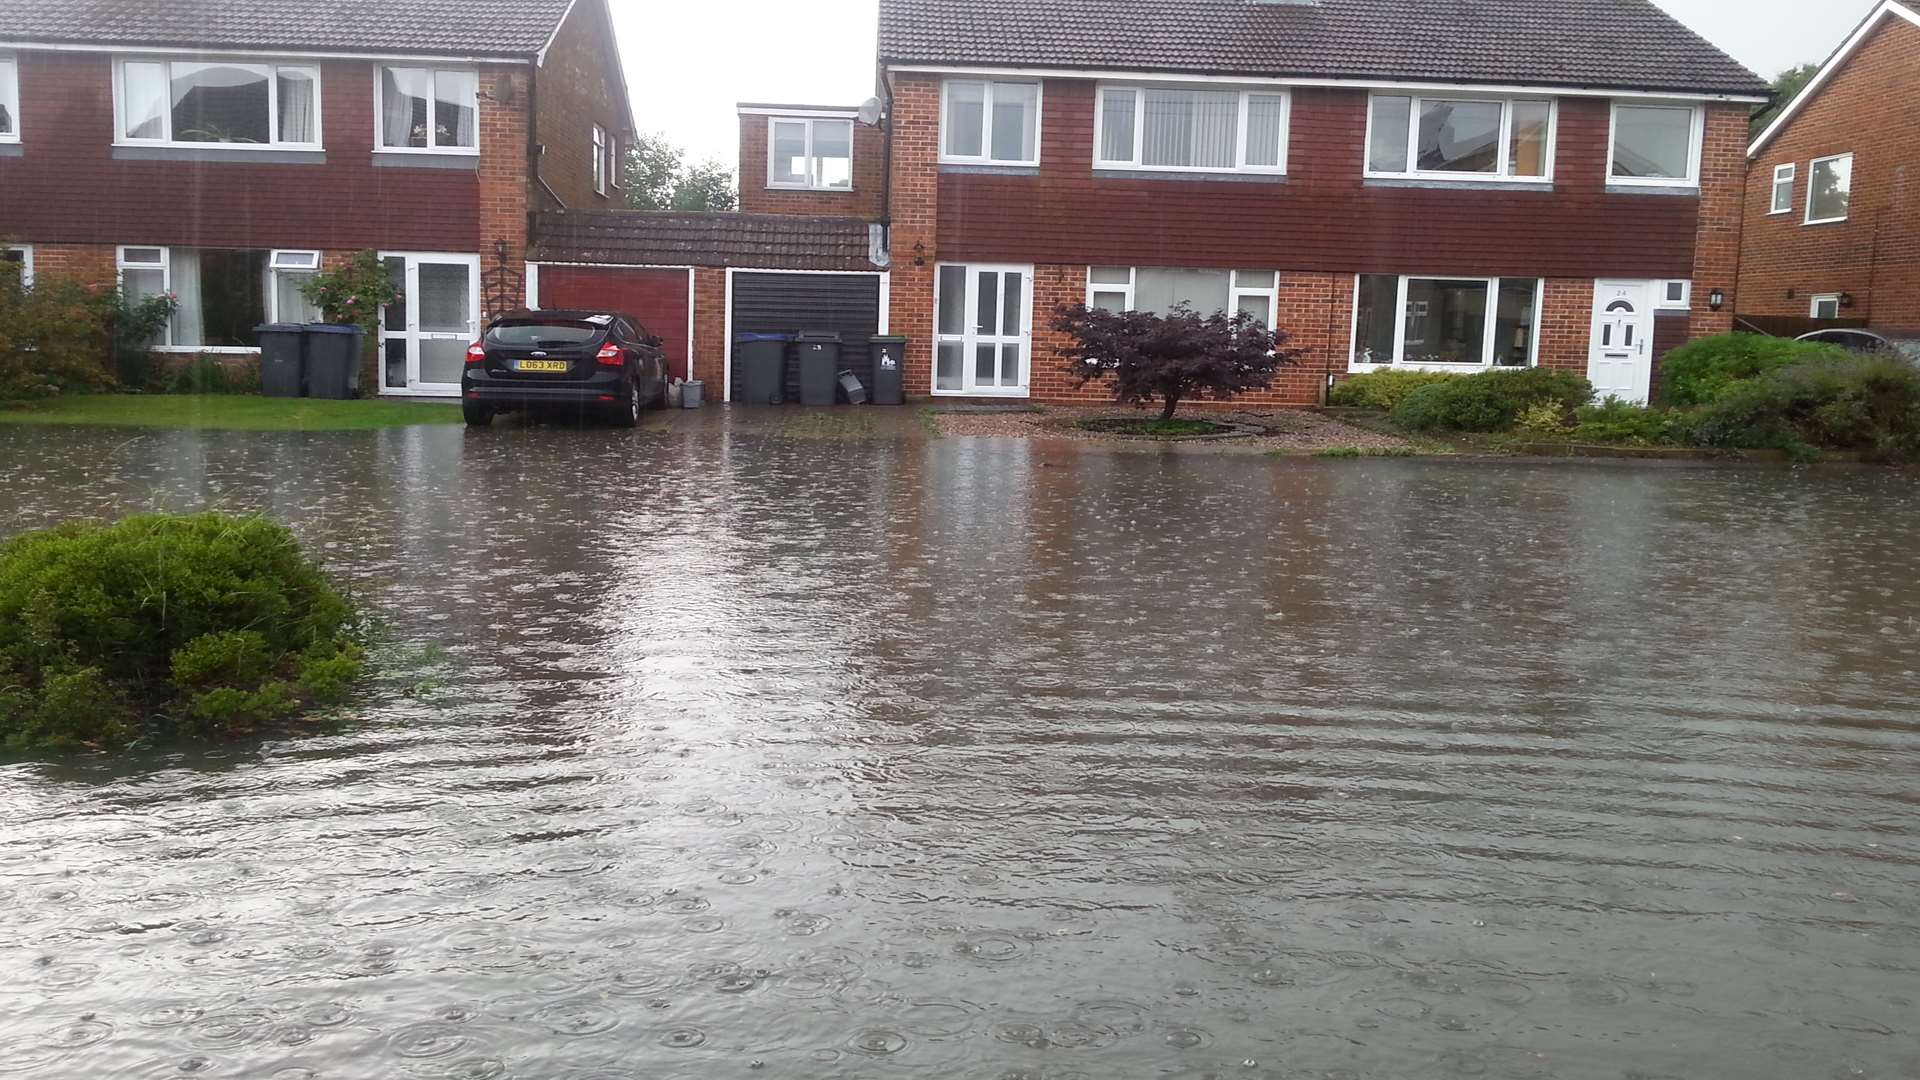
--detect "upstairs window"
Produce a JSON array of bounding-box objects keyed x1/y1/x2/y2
[
  {"x1": 1806, "y1": 153, "x2": 1852, "y2": 224},
  {"x1": 1608, "y1": 103, "x2": 1701, "y2": 186},
  {"x1": 768, "y1": 117, "x2": 852, "y2": 189},
  {"x1": 0, "y1": 56, "x2": 17, "y2": 141},
  {"x1": 941, "y1": 80, "x2": 1039, "y2": 165},
  {"x1": 1770, "y1": 163, "x2": 1795, "y2": 214},
  {"x1": 117, "y1": 59, "x2": 319, "y2": 147},
  {"x1": 1366, "y1": 95, "x2": 1552, "y2": 180},
  {"x1": 1095, "y1": 86, "x2": 1288, "y2": 173},
  {"x1": 378, "y1": 67, "x2": 477, "y2": 151},
  {"x1": 592, "y1": 124, "x2": 608, "y2": 194}
]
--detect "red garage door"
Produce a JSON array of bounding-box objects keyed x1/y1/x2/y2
[{"x1": 535, "y1": 266, "x2": 692, "y2": 379}]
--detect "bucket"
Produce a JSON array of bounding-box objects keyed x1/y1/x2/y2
[
  {"x1": 681, "y1": 380, "x2": 704, "y2": 409},
  {"x1": 665, "y1": 380, "x2": 684, "y2": 408}
]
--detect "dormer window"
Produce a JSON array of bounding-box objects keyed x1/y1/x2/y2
[
  {"x1": 117, "y1": 59, "x2": 320, "y2": 148},
  {"x1": 768, "y1": 117, "x2": 852, "y2": 189}
]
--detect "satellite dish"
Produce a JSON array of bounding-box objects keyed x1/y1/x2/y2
[{"x1": 856, "y1": 97, "x2": 883, "y2": 126}]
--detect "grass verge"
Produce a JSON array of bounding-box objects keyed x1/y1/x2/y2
[{"x1": 0, "y1": 394, "x2": 463, "y2": 431}]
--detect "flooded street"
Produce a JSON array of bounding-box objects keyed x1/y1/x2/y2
[{"x1": 2, "y1": 421, "x2": 1917, "y2": 1080}]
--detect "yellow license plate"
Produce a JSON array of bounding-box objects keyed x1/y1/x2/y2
[{"x1": 514, "y1": 359, "x2": 568, "y2": 372}]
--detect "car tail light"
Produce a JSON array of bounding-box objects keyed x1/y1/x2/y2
[
  {"x1": 595, "y1": 344, "x2": 623, "y2": 368},
  {"x1": 464, "y1": 343, "x2": 486, "y2": 365}
]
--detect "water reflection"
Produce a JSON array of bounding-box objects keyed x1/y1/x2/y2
[{"x1": 1, "y1": 423, "x2": 1917, "y2": 1079}]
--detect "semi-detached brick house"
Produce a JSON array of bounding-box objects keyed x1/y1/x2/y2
[
  {"x1": 1739, "y1": 0, "x2": 1920, "y2": 343},
  {"x1": 0, "y1": 0, "x2": 634, "y2": 396}
]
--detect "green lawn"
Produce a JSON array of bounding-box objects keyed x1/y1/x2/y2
[{"x1": 0, "y1": 394, "x2": 463, "y2": 431}]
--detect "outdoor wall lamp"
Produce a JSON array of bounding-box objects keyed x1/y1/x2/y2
[
  {"x1": 912, "y1": 240, "x2": 926, "y2": 267},
  {"x1": 1708, "y1": 288, "x2": 1725, "y2": 312},
  {"x1": 1839, "y1": 292, "x2": 1855, "y2": 308},
  {"x1": 494, "y1": 239, "x2": 510, "y2": 261}
]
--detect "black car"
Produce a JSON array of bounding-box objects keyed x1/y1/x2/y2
[{"x1": 461, "y1": 310, "x2": 669, "y2": 427}]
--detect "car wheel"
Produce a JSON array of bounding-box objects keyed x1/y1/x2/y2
[
  {"x1": 614, "y1": 379, "x2": 642, "y2": 428},
  {"x1": 463, "y1": 401, "x2": 493, "y2": 427}
]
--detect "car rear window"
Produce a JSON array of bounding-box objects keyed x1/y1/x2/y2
[{"x1": 486, "y1": 322, "x2": 602, "y2": 347}]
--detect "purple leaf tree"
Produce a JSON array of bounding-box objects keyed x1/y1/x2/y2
[{"x1": 1050, "y1": 302, "x2": 1299, "y2": 420}]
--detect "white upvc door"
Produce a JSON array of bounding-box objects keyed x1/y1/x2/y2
[
  {"x1": 379, "y1": 252, "x2": 481, "y2": 396},
  {"x1": 1588, "y1": 279, "x2": 1655, "y2": 405},
  {"x1": 933, "y1": 263, "x2": 1031, "y2": 396}
]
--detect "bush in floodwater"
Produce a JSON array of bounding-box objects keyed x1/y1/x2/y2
[
  {"x1": 1390, "y1": 367, "x2": 1595, "y2": 433},
  {"x1": 0, "y1": 512, "x2": 363, "y2": 751},
  {"x1": 1326, "y1": 369, "x2": 1463, "y2": 410}
]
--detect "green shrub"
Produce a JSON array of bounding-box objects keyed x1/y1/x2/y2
[
  {"x1": 0, "y1": 265, "x2": 176, "y2": 398},
  {"x1": 1683, "y1": 354, "x2": 1920, "y2": 460},
  {"x1": 163, "y1": 356, "x2": 262, "y2": 395},
  {"x1": 0, "y1": 512, "x2": 364, "y2": 752},
  {"x1": 1327, "y1": 369, "x2": 1464, "y2": 410},
  {"x1": 1514, "y1": 399, "x2": 1574, "y2": 438},
  {"x1": 1658, "y1": 332, "x2": 1851, "y2": 407},
  {"x1": 1391, "y1": 367, "x2": 1595, "y2": 433},
  {"x1": 1570, "y1": 396, "x2": 1677, "y2": 445}
]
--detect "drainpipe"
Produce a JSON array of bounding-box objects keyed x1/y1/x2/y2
[{"x1": 879, "y1": 64, "x2": 894, "y2": 262}]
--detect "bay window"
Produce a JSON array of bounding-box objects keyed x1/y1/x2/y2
[
  {"x1": 1351, "y1": 275, "x2": 1541, "y2": 369},
  {"x1": 118, "y1": 245, "x2": 285, "y2": 350},
  {"x1": 941, "y1": 80, "x2": 1039, "y2": 165},
  {"x1": 1806, "y1": 153, "x2": 1852, "y2": 224},
  {"x1": 1094, "y1": 86, "x2": 1288, "y2": 173},
  {"x1": 378, "y1": 66, "x2": 477, "y2": 151},
  {"x1": 1087, "y1": 267, "x2": 1279, "y2": 325},
  {"x1": 1366, "y1": 95, "x2": 1552, "y2": 180},
  {"x1": 1608, "y1": 103, "x2": 1701, "y2": 186},
  {"x1": 0, "y1": 56, "x2": 17, "y2": 141},
  {"x1": 768, "y1": 117, "x2": 853, "y2": 189},
  {"x1": 117, "y1": 59, "x2": 319, "y2": 147}
]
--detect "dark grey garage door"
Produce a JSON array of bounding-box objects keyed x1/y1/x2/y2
[{"x1": 730, "y1": 272, "x2": 882, "y2": 403}]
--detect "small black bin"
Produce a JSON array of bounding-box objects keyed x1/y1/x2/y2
[
  {"x1": 867, "y1": 335, "x2": 907, "y2": 406},
  {"x1": 255, "y1": 324, "x2": 306, "y2": 398},
  {"x1": 735, "y1": 332, "x2": 792, "y2": 405},
  {"x1": 304, "y1": 324, "x2": 365, "y2": 400},
  {"x1": 794, "y1": 331, "x2": 842, "y2": 406}
]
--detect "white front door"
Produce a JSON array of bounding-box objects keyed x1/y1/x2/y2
[
  {"x1": 934, "y1": 263, "x2": 1030, "y2": 396},
  {"x1": 1588, "y1": 280, "x2": 1655, "y2": 405},
  {"x1": 380, "y1": 253, "x2": 481, "y2": 396}
]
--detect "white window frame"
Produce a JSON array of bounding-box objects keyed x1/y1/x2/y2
[
  {"x1": 113, "y1": 57, "x2": 322, "y2": 149},
  {"x1": 1, "y1": 244, "x2": 31, "y2": 286},
  {"x1": 1769, "y1": 163, "x2": 1795, "y2": 215},
  {"x1": 117, "y1": 245, "x2": 172, "y2": 348},
  {"x1": 1656, "y1": 279, "x2": 1691, "y2": 310},
  {"x1": 269, "y1": 249, "x2": 321, "y2": 323},
  {"x1": 1606, "y1": 102, "x2": 1704, "y2": 188},
  {"x1": 1347, "y1": 274, "x2": 1545, "y2": 372},
  {"x1": 1083, "y1": 267, "x2": 1280, "y2": 322},
  {"x1": 1091, "y1": 85, "x2": 1289, "y2": 174},
  {"x1": 0, "y1": 55, "x2": 19, "y2": 143},
  {"x1": 1362, "y1": 93, "x2": 1557, "y2": 183},
  {"x1": 607, "y1": 133, "x2": 621, "y2": 190},
  {"x1": 1810, "y1": 293, "x2": 1842, "y2": 319},
  {"x1": 373, "y1": 65, "x2": 479, "y2": 155},
  {"x1": 1805, "y1": 153, "x2": 1853, "y2": 225},
  {"x1": 765, "y1": 116, "x2": 855, "y2": 190},
  {"x1": 938, "y1": 79, "x2": 1042, "y2": 167},
  {"x1": 592, "y1": 124, "x2": 608, "y2": 195}
]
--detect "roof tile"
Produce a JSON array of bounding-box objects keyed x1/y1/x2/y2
[
  {"x1": 531, "y1": 211, "x2": 882, "y2": 271},
  {"x1": 10, "y1": 0, "x2": 575, "y2": 57}
]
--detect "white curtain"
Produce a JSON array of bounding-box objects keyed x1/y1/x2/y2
[
  {"x1": 1245, "y1": 94, "x2": 1285, "y2": 167},
  {"x1": 277, "y1": 69, "x2": 316, "y2": 144},
  {"x1": 1099, "y1": 88, "x2": 1134, "y2": 161},
  {"x1": 169, "y1": 248, "x2": 204, "y2": 347},
  {"x1": 987, "y1": 82, "x2": 1036, "y2": 161},
  {"x1": 382, "y1": 67, "x2": 428, "y2": 147},
  {"x1": 1143, "y1": 89, "x2": 1236, "y2": 168},
  {"x1": 434, "y1": 70, "x2": 477, "y2": 149}
]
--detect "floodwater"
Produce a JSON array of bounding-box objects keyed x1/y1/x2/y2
[{"x1": 1, "y1": 420, "x2": 1917, "y2": 1080}]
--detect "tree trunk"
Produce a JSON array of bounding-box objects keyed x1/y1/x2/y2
[{"x1": 1160, "y1": 393, "x2": 1181, "y2": 421}]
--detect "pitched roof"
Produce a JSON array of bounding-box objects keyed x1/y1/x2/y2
[
  {"x1": 1749, "y1": 0, "x2": 1920, "y2": 154},
  {"x1": 878, "y1": 0, "x2": 1769, "y2": 97},
  {"x1": 531, "y1": 211, "x2": 883, "y2": 271},
  {"x1": 7, "y1": 0, "x2": 576, "y2": 57}
]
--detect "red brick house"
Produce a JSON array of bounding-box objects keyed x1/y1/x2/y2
[
  {"x1": 1740, "y1": 0, "x2": 1920, "y2": 340},
  {"x1": 0, "y1": 0, "x2": 634, "y2": 396},
  {"x1": 863, "y1": 0, "x2": 1768, "y2": 406}
]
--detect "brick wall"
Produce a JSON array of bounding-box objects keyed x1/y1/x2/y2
[
  {"x1": 738, "y1": 114, "x2": 886, "y2": 218},
  {"x1": 479, "y1": 66, "x2": 531, "y2": 320},
  {"x1": 534, "y1": 0, "x2": 633, "y2": 210},
  {"x1": 21, "y1": 243, "x2": 114, "y2": 288},
  {"x1": 1538, "y1": 278, "x2": 1598, "y2": 372},
  {"x1": 1690, "y1": 104, "x2": 1749, "y2": 337},
  {"x1": 691, "y1": 267, "x2": 727, "y2": 391},
  {"x1": 886, "y1": 75, "x2": 941, "y2": 397},
  {"x1": 1739, "y1": 14, "x2": 1920, "y2": 328}
]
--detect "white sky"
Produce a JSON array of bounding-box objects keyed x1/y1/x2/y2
[{"x1": 607, "y1": 0, "x2": 1877, "y2": 168}]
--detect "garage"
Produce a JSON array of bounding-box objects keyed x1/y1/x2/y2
[
  {"x1": 727, "y1": 271, "x2": 884, "y2": 403},
  {"x1": 531, "y1": 264, "x2": 693, "y2": 379}
]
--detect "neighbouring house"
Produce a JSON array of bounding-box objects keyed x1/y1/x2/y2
[
  {"x1": 0, "y1": 0, "x2": 634, "y2": 396},
  {"x1": 1739, "y1": 0, "x2": 1920, "y2": 340}
]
